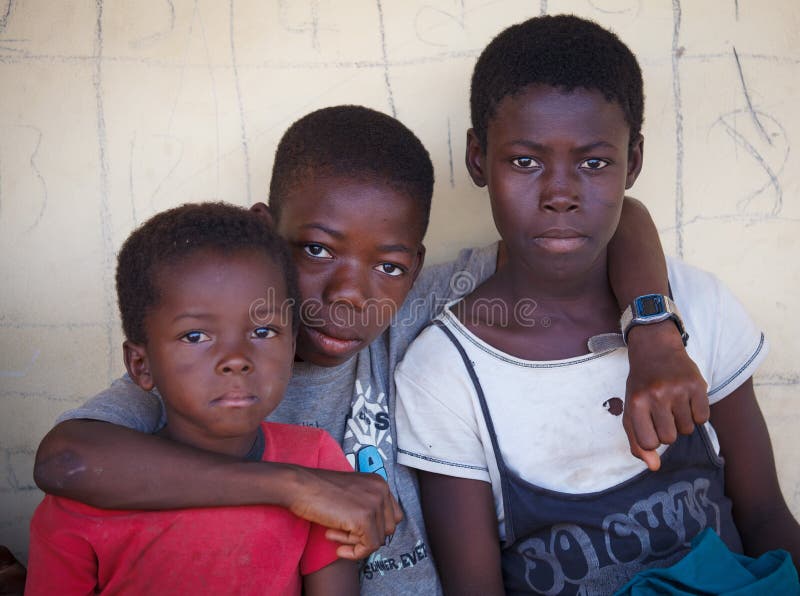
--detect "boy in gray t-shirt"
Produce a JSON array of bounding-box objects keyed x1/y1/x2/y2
[{"x1": 35, "y1": 105, "x2": 707, "y2": 595}]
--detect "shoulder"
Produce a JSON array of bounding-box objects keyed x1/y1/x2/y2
[
  {"x1": 261, "y1": 422, "x2": 351, "y2": 472},
  {"x1": 397, "y1": 316, "x2": 462, "y2": 377},
  {"x1": 407, "y1": 243, "x2": 499, "y2": 304}
]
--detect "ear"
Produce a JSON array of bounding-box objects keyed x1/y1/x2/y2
[
  {"x1": 625, "y1": 134, "x2": 644, "y2": 189},
  {"x1": 465, "y1": 129, "x2": 487, "y2": 187},
  {"x1": 123, "y1": 341, "x2": 155, "y2": 392},
  {"x1": 410, "y1": 244, "x2": 426, "y2": 284},
  {"x1": 249, "y1": 202, "x2": 275, "y2": 228}
]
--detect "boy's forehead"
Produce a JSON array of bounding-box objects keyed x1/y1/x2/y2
[
  {"x1": 277, "y1": 174, "x2": 426, "y2": 241},
  {"x1": 488, "y1": 85, "x2": 630, "y2": 139},
  {"x1": 151, "y1": 248, "x2": 284, "y2": 296}
]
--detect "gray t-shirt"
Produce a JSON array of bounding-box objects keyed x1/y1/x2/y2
[{"x1": 57, "y1": 243, "x2": 498, "y2": 596}]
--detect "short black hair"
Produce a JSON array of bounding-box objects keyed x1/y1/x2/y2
[
  {"x1": 268, "y1": 105, "x2": 434, "y2": 236},
  {"x1": 470, "y1": 14, "x2": 644, "y2": 151},
  {"x1": 116, "y1": 202, "x2": 299, "y2": 345}
]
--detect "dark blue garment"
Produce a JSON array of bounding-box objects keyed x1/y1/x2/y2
[
  {"x1": 614, "y1": 527, "x2": 799, "y2": 595},
  {"x1": 434, "y1": 321, "x2": 742, "y2": 595}
]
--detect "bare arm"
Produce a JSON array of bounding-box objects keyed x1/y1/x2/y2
[
  {"x1": 34, "y1": 420, "x2": 400, "y2": 560},
  {"x1": 418, "y1": 471, "x2": 505, "y2": 596},
  {"x1": 710, "y1": 378, "x2": 800, "y2": 569},
  {"x1": 303, "y1": 559, "x2": 359, "y2": 596},
  {"x1": 608, "y1": 197, "x2": 710, "y2": 471}
]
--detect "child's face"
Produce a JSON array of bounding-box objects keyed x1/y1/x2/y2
[
  {"x1": 125, "y1": 249, "x2": 295, "y2": 455},
  {"x1": 467, "y1": 84, "x2": 643, "y2": 279},
  {"x1": 275, "y1": 175, "x2": 425, "y2": 367}
]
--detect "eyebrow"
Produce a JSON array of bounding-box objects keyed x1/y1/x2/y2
[
  {"x1": 300, "y1": 223, "x2": 414, "y2": 254},
  {"x1": 299, "y1": 223, "x2": 344, "y2": 238},
  {"x1": 505, "y1": 140, "x2": 619, "y2": 152},
  {"x1": 171, "y1": 312, "x2": 215, "y2": 323}
]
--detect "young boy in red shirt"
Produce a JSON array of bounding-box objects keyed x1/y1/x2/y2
[{"x1": 26, "y1": 203, "x2": 357, "y2": 595}]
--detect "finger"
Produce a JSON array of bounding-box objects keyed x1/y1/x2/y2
[
  {"x1": 672, "y1": 398, "x2": 696, "y2": 436},
  {"x1": 625, "y1": 398, "x2": 660, "y2": 451},
  {"x1": 386, "y1": 492, "x2": 402, "y2": 533},
  {"x1": 335, "y1": 543, "x2": 362, "y2": 561},
  {"x1": 326, "y1": 528, "x2": 360, "y2": 545},
  {"x1": 651, "y1": 404, "x2": 679, "y2": 445},
  {"x1": 690, "y1": 386, "x2": 710, "y2": 425},
  {"x1": 623, "y1": 413, "x2": 661, "y2": 471},
  {"x1": 639, "y1": 448, "x2": 661, "y2": 472}
]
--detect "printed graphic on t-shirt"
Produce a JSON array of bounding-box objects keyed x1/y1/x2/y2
[
  {"x1": 342, "y1": 380, "x2": 434, "y2": 583},
  {"x1": 511, "y1": 477, "x2": 722, "y2": 594},
  {"x1": 343, "y1": 380, "x2": 392, "y2": 480}
]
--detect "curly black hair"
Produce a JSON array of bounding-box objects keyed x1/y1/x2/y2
[
  {"x1": 116, "y1": 202, "x2": 299, "y2": 345},
  {"x1": 470, "y1": 14, "x2": 644, "y2": 151},
  {"x1": 268, "y1": 105, "x2": 434, "y2": 236}
]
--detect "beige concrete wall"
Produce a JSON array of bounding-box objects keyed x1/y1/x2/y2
[{"x1": 1, "y1": 0, "x2": 798, "y2": 562}]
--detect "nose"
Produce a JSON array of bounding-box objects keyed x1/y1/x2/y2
[
  {"x1": 216, "y1": 343, "x2": 253, "y2": 375},
  {"x1": 322, "y1": 261, "x2": 369, "y2": 311},
  {"x1": 540, "y1": 165, "x2": 580, "y2": 213}
]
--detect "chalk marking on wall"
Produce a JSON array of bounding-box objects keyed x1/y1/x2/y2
[
  {"x1": 375, "y1": 0, "x2": 397, "y2": 117},
  {"x1": 587, "y1": 0, "x2": 641, "y2": 16},
  {"x1": 1, "y1": 390, "x2": 95, "y2": 403},
  {"x1": 229, "y1": 0, "x2": 251, "y2": 205},
  {"x1": 277, "y1": 0, "x2": 322, "y2": 52},
  {"x1": 1, "y1": 447, "x2": 37, "y2": 493},
  {"x1": 714, "y1": 111, "x2": 786, "y2": 216},
  {"x1": 755, "y1": 374, "x2": 800, "y2": 388},
  {"x1": 193, "y1": 0, "x2": 222, "y2": 196},
  {"x1": 0, "y1": 349, "x2": 39, "y2": 378},
  {"x1": 671, "y1": 0, "x2": 685, "y2": 258},
  {"x1": 447, "y1": 117, "x2": 455, "y2": 188},
  {"x1": 92, "y1": 0, "x2": 116, "y2": 384},
  {"x1": 413, "y1": 0, "x2": 466, "y2": 47},
  {"x1": 129, "y1": 0, "x2": 175, "y2": 48},
  {"x1": 0, "y1": 0, "x2": 13, "y2": 33},
  {"x1": 129, "y1": 134, "x2": 138, "y2": 225},
  {"x1": 733, "y1": 47, "x2": 772, "y2": 147},
  {"x1": 0, "y1": 125, "x2": 47, "y2": 229},
  {"x1": 144, "y1": 134, "x2": 186, "y2": 211}
]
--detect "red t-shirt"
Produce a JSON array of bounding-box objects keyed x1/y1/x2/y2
[{"x1": 26, "y1": 423, "x2": 352, "y2": 595}]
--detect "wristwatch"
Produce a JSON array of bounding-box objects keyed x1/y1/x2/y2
[{"x1": 620, "y1": 294, "x2": 689, "y2": 346}]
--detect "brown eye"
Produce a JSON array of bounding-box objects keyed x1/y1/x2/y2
[
  {"x1": 580, "y1": 158, "x2": 610, "y2": 170},
  {"x1": 181, "y1": 331, "x2": 210, "y2": 343},
  {"x1": 512, "y1": 157, "x2": 539, "y2": 169},
  {"x1": 375, "y1": 263, "x2": 404, "y2": 277},
  {"x1": 304, "y1": 244, "x2": 332, "y2": 258},
  {"x1": 251, "y1": 327, "x2": 277, "y2": 339}
]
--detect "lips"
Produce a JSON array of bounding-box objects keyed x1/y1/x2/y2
[
  {"x1": 211, "y1": 391, "x2": 259, "y2": 407},
  {"x1": 303, "y1": 325, "x2": 363, "y2": 357},
  {"x1": 533, "y1": 228, "x2": 588, "y2": 253}
]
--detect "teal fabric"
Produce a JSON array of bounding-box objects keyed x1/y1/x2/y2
[{"x1": 614, "y1": 528, "x2": 799, "y2": 595}]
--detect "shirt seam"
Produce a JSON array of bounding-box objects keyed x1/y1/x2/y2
[
  {"x1": 708, "y1": 332, "x2": 765, "y2": 397},
  {"x1": 397, "y1": 448, "x2": 488, "y2": 472}
]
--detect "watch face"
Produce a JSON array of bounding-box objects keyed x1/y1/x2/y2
[{"x1": 637, "y1": 294, "x2": 665, "y2": 317}]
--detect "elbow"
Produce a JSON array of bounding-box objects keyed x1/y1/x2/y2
[{"x1": 34, "y1": 421, "x2": 91, "y2": 494}]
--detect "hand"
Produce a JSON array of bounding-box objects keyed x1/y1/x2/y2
[
  {"x1": 624, "y1": 321, "x2": 709, "y2": 471},
  {"x1": 287, "y1": 468, "x2": 403, "y2": 560},
  {"x1": 0, "y1": 546, "x2": 26, "y2": 596}
]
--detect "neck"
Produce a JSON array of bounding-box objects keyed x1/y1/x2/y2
[
  {"x1": 159, "y1": 419, "x2": 262, "y2": 460},
  {"x1": 503, "y1": 249, "x2": 614, "y2": 307}
]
